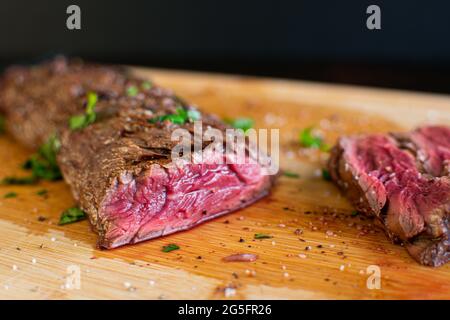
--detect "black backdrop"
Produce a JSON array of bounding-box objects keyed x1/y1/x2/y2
[{"x1": 1, "y1": 0, "x2": 449, "y2": 93}]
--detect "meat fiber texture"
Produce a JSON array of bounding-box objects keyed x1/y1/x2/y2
[
  {"x1": 328, "y1": 126, "x2": 450, "y2": 266},
  {"x1": 0, "y1": 57, "x2": 274, "y2": 248}
]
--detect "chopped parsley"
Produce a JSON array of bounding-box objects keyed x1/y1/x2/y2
[
  {"x1": 225, "y1": 117, "x2": 254, "y2": 132},
  {"x1": 3, "y1": 192, "x2": 17, "y2": 199},
  {"x1": 126, "y1": 85, "x2": 139, "y2": 97},
  {"x1": 26, "y1": 135, "x2": 62, "y2": 181},
  {"x1": 150, "y1": 107, "x2": 201, "y2": 125},
  {"x1": 299, "y1": 127, "x2": 330, "y2": 151},
  {"x1": 36, "y1": 189, "x2": 48, "y2": 197},
  {"x1": 254, "y1": 233, "x2": 272, "y2": 239},
  {"x1": 162, "y1": 244, "x2": 180, "y2": 253},
  {"x1": 283, "y1": 171, "x2": 300, "y2": 178},
  {"x1": 322, "y1": 169, "x2": 332, "y2": 181},
  {"x1": 59, "y1": 207, "x2": 86, "y2": 225},
  {"x1": 141, "y1": 81, "x2": 153, "y2": 90},
  {"x1": 1, "y1": 176, "x2": 37, "y2": 185},
  {"x1": 0, "y1": 115, "x2": 5, "y2": 134},
  {"x1": 69, "y1": 92, "x2": 98, "y2": 130},
  {"x1": 2, "y1": 135, "x2": 62, "y2": 184}
]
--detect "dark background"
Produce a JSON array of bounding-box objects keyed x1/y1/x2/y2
[{"x1": 1, "y1": 0, "x2": 449, "y2": 93}]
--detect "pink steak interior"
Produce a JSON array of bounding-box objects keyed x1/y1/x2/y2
[{"x1": 99, "y1": 158, "x2": 272, "y2": 248}]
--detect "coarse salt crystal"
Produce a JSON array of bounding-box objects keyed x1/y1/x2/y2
[
  {"x1": 298, "y1": 254, "x2": 307, "y2": 259},
  {"x1": 245, "y1": 269, "x2": 256, "y2": 276},
  {"x1": 224, "y1": 287, "x2": 236, "y2": 297},
  {"x1": 264, "y1": 113, "x2": 276, "y2": 125},
  {"x1": 31, "y1": 258, "x2": 37, "y2": 264},
  {"x1": 339, "y1": 265, "x2": 345, "y2": 271}
]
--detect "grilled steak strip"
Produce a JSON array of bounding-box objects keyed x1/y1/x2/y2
[
  {"x1": 328, "y1": 126, "x2": 450, "y2": 266},
  {"x1": 0, "y1": 57, "x2": 274, "y2": 248}
]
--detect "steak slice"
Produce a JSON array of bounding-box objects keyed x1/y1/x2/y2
[
  {"x1": 328, "y1": 127, "x2": 450, "y2": 266},
  {"x1": 0, "y1": 57, "x2": 274, "y2": 248},
  {"x1": 394, "y1": 126, "x2": 450, "y2": 177}
]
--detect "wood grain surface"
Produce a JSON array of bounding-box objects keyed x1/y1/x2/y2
[{"x1": 0, "y1": 68, "x2": 449, "y2": 299}]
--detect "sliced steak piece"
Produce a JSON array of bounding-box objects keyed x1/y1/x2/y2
[
  {"x1": 394, "y1": 126, "x2": 450, "y2": 177},
  {"x1": 0, "y1": 57, "x2": 274, "y2": 248},
  {"x1": 328, "y1": 127, "x2": 450, "y2": 266}
]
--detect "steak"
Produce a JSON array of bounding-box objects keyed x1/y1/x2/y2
[
  {"x1": 0, "y1": 57, "x2": 274, "y2": 248},
  {"x1": 328, "y1": 126, "x2": 450, "y2": 266}
]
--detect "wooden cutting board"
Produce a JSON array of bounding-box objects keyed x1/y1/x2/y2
[{"x1": 0, "y1": 67, "x2": 449, "y2": 300}]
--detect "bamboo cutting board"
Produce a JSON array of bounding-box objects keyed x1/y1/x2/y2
[{"x1": 0, "y1": 68, "x2": 449, "y2": 300}]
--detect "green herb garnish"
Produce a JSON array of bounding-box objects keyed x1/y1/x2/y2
[
  {"x1": 299, "y1": 127, "x2": 330, "y2": 151},
  {"x1": 36, "y1": 189, "x2": 48, "y2": 197},
  {"x1": 162, "y1": 244, "x2": 180, "y2": 253},
  {"x1": 4, "y1": 192, "x2": 17, "y2": 199},
  {"x1": 126, "y1": 85, "x2": 139, "y2": 97},
  {"x1": 225, "y1": 118, "x2": 254, "y2": 132},
  {"x1": 141, "y1": 81, "x2": 153, "y2": 90},
  {"x1": 27, "y1": 135, "x2": 62, "y2": 181},
  {"x1": 2, "y1": 135, "x2": 61, "y2": 184},
  {"x1": 149, "y1": 107, "x2": 201, "y2": 125},
  {"x1": 69, "y1": 92, "x2": 98, "y2": 130},
  {"x1": 24, "y1": 155, "x2": 61, "y2": 181},
  {"x1": 322, "y1": 169, "x2": 332, "y2": 181},
  {"x1": 351, "y1": 211, "x2": 360, "y2": 217},
  {"x1": 254, "y1": 233, "x2": 272, "y2": 239},
  {"x1": 37, "y1": 135, "x2": 60, "y2": 168},
  {"x1": 283, "y1": 171, "x2": 300, "y2": 178},
  {"x1": 58, "y1": 207, "x2": 86, "y2": 225},
  {"x1": 1, "y1": 176, "x2": 37, "y2": 185}
]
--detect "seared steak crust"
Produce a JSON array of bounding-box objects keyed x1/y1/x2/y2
[
  {"x1": 0, "y1": 57, "x2": 274, "y2": 248},
  {"x1": 328, "y1": 126, "x2": 450, "y2": 266}
]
